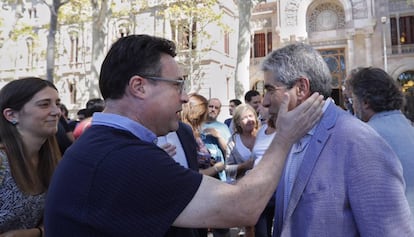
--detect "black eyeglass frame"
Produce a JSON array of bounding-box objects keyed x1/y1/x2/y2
[{"x1": 139, "y1": 75, "x2": 186, "y2": 94}]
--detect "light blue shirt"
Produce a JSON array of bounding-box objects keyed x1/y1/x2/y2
[
  {"x1": 282, "y1": 98, "x2": 332, "y2": 215},
  {"x1": 91, "y1": 112, "x2": 157, "y2": 144},
  {"x1": 367, "y1": 110, "x2": 414, "y2": 214},
  {"x1": 202, "y1": 120, "x2": 231, "y2": 142}
]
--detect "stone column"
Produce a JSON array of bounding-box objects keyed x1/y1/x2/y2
[
  {"x1": 365, "y1": 31, "x2": 373, "y2": 66},
  {"x1": 346, "y1": 31, "x2": 355, "y2": 71}
]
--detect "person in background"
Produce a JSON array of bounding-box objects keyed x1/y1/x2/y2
[
  {"x1": 59, "y1": 104, "x2": 70, "y2": 122},
  {"x1": 158, "y1": 121, "x2": 208, "y2": 237},
  {"x1": 0, "y1": 77, "x2": 61, "y2": 236},
  {"x1": 201, "y1": 98, "x2": 231, "y2": 184},
  {"x1": 68, "y1": 108, "x2": 88, "y2": 132},
  {"x1": 202, "y1": 98, "x2": 231, "y2": 146},
  {"x1": 252, "y1": 114, "x2": 276, "y2": 166},
  {"x1": 56, "y1": 103, "x2": 74, "y2": 154},
  {"x1": 181, "y1": 94, "x2": 226, "y2": 181},
  {"x1": 44, "y1": 34, "x2": 324, "y2": 237},
  {"x1": 225, "y1": 104, "x2": 259, "y2": 237},
  {"x1": 251, "y1": 114, "x2": 277, "y2": 237},
  {"x1": 224, "y1": 99, "x2": 242, "y2": 133},
  {"x1": 245, "y1": 90, "x2": 268, "y2": 125},
  {"x1": 404, "y1": 87, "x2": 414, "y2": 123},
  {"x1": 226, "y1": 104, "x2": 257, "y2": 179},
  {"x1": 244, "y1": 90, "x2": 261, "y2": 114},
  {"x1": 261, "y1": 43, "x2": 414, "y2": 236},
  {"x1": 341, "y1": 67, "x2": 362, "y2": 115},
  {"x1": 72, "y1": 98, "x2": 105, "y2": 139},
  {"x1": 348, "y1": 66, "x2": 414, "y2": 216}
]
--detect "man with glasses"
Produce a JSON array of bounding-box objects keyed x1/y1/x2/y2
[
  {"x1": 261, "y1": 43, "x2": 414, "y2": 236},
  {"x1": 45, "y1": 34, "x2": 325, "y2": 237}
]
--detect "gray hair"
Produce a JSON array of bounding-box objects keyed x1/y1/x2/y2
[{"x1": 261, "y1": 43, "x2": 332, "y2": 98}]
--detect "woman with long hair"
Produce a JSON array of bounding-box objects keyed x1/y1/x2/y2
[
  {"x1": 0, "y1": 77, "x2": 61, "y2": 236},
  {"x1": 226, "y1": 104, "x2": 259, "y2": 237},
  {"x1": 226, "y1": 104, "x2": 259, "y2": 180},
  {"x1": 181, "y1": 93, "x2": 225, "y2": 177}
]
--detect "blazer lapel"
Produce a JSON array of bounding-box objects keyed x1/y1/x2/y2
[{"x1": 283, "y1": 103, "x2": 338, "y2": 221}]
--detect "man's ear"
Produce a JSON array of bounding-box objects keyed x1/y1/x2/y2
[
  {"x1": 295, "y1": 77, "x2": 311, "y2": 101},
  {"x1": 128, "y1": 75, "x2": 147, "y2": 98},
  {"x1": 362, "y1": 99, "x2": 371, "y2": 110}
]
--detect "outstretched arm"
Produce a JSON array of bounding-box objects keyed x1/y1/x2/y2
[{"x1": 174, "y1": 93, "x2": 324, "y2": 228}]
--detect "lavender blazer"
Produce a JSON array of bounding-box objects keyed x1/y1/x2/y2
[{"x1": 273, "y1": 103, "x2": 414, "y2": 237}]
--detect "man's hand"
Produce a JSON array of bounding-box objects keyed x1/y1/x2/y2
[
  {"x1": 203, "y1": 127, "x2": 220, "y2": 138},
  {"x1": 276, "y1": 92, "x2": 324, "y2": 144}
]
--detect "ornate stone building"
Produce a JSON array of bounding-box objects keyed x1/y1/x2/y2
[
  {"x1": 250, "y1": 0, "x2": 414, "y2": 119},
  {"x1": 0, "y1": 0, "x2": 239, "y2": 121},
  {"x1": 0, "y1": 0, "x2": 413, "y2": 120}
]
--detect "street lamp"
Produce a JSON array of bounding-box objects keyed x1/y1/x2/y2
[{"x1": 381, "y1": 16, "x2": 387, "y2": 72}]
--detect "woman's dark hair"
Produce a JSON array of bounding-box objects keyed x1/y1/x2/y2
[{"x1": 0, "y1": 77, "x2": 61, "y2": 193}]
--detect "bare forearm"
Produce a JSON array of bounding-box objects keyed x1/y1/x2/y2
[
  {"x1": 178, "y1": 137, "x2": 291, "y2": 228},
  {"x1": 225, "y1": 137, "x2": 292, "y2": 225},
  {"x1": 0, "y1": 227, "x2": 43, "y2": 237},
  {"x1": 174, "y1": 93, "x2": 324, "y2": 228}
]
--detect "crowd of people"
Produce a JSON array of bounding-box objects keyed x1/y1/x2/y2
[{"x1": 0, "y1": 34, "x2": 413, "y2": 237}]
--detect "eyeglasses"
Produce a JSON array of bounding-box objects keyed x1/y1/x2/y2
[
  {"x1": 263, "y1": 84, "x2": 287, "y2": 94},
  {"x1": 141, "y1": 75, "x2": 186, "y2": 94}
]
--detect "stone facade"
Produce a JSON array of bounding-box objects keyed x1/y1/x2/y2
[
  {"x1": 250, "y1": 0, "x2": 414, "y2": 112},
  {"x1": 0, "y1": 0, "x2": 413, "y2": 120}
]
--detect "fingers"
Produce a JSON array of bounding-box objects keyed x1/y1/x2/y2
[
  {"x1": 276, "y1": 92, "x2": 324, "y2": 145},
  {"x1": 295, "y1": 92, "x2": 324, "y2": 115},
  {"x1": 297, "y1": 93, "x2": 324, "y2": 126},
  {"x1": 278, "y1": 92, "x2": 290, "y2": 116}
]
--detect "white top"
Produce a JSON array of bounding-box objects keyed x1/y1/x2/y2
[
  {"x1": 157, "y1": 132, "x2": 188, "y2": 168},
  {"x1": 252, "y1": 124, "x2": 276, "y2": 167},
  {"x1": 234, "y1": 134, "x2": 252, "y2": 162}
]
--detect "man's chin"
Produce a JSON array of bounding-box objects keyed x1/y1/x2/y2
[{"x1": 170, "y1": 121, "x2": 180, "y2": 132}]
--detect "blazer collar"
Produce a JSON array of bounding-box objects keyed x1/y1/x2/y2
[{"x1": 283, "y1": 102, "x2": 339, "y2": 221}]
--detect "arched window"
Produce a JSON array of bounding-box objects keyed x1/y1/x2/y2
[{"x1": 307, "y1": 2, "x2": 345, "y2": 32}]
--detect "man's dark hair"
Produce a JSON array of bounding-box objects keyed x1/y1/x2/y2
[
  {"x1": 244, "y1": 90, "x2": 260, "y2": 103},
  {"x1": 77, "y1": 108, "x2": 87, "y2": 117},
  {"x1": 99, "y1": 34, "x2": 177, "y2": 100},
  {"x1": 348, "y1": 67, "x2": 404, "y2": 112},
  {"x1": 86, "y1": 98, "x2": 104, "y2": 109},
  {"x1": 230, "y1": 99, "x2": 242, "y2": 106}
]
